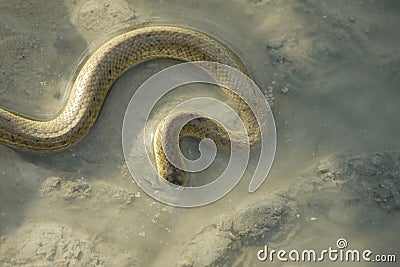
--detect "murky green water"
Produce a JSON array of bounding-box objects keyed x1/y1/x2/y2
[{"x1": 0, "y1": 1, "x2": 399, "y2": 266}]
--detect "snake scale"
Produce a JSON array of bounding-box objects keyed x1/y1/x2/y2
[{"x1": 0, "y1": 26, "x2": 259, "y2": 185}]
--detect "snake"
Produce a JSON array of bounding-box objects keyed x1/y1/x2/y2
[{"x1": 0, "y1": 25, "x2": 259, "y2": 185}]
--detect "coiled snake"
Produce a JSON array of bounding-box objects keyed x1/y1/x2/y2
[{"x1": 0, "y1": 26, "x2": 259, "y2": 185}]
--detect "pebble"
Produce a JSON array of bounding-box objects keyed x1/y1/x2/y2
[
  {"x1": 267, "y1": 40, "x2": 284, "y2": 49},
  {"x1": 269, "y1": 49, "x2": 285, "y2": 63}
]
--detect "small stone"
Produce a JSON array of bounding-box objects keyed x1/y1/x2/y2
[
  {"x1": 269, "y1": 49, "x2": 285, "y2": 63},
  {"x1": 138, "y1": 231, "x2": 146, "y2": 237},
  {"x1": 267, "y1": 40, "x2": 284, "y2": 49}
]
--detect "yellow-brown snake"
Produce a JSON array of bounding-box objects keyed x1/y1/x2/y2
[{"x1": 0, "y1": 26, "x2": 258, "y2": 185}]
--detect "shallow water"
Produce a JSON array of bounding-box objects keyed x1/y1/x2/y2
[{"x1": 0, "y1": 0, "x2": 399, "y2": 266}]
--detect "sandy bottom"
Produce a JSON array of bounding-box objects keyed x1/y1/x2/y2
[{"x1": 0, "y1": 0, "x2": 399, "y2": 266}]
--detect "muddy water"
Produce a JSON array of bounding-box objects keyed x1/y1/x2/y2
[{"x1": 0, "y1": 0, "x2": 399, "y2": 266}]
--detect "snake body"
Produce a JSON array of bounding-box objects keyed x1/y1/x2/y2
[{"x1": 0, "y1": 26, "x2": 258, "y2": 184}]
